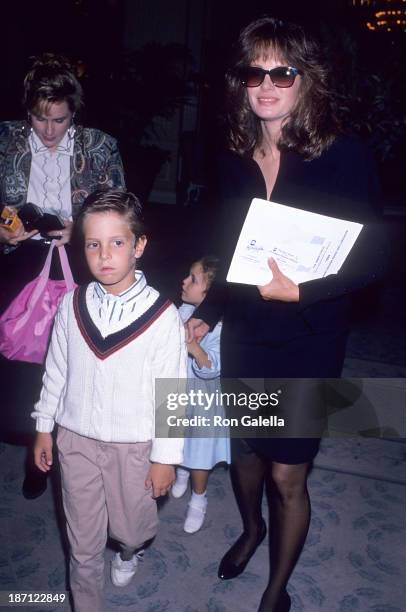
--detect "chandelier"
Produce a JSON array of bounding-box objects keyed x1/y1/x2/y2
[{"x1": 351, "y1": 0, "x2": 406, "y2": 32}]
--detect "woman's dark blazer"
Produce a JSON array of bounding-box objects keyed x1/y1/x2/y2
[{"x1": 196, "y1": 136, "x2": 388, "y2": 349}]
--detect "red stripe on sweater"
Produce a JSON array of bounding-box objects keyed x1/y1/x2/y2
[{"x1": 73, "y1": 289, "x2": 171, "y2": 360}]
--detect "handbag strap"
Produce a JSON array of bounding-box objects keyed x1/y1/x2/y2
[
  {"x1": 26, "y1": 241, "x2": 58, "y2": 303},
  {"x1": 39, "y1": 240, "x2": 58, "y2": 279},
  {"x1": 39, "y1": 241, "x2": 75, "y2": 289},
  {"x1": 32, "y1": 241, "x2": 75, "y2": 303},
  {"x1": 56, "y1": 243, "x2": 76, "y2": 290}
]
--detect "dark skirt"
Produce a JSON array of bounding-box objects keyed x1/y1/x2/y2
[{"x1": 220, "y1": 327, "x2": 348, "y2": 464}]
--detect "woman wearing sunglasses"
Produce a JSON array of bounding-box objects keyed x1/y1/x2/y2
[{"x1": 188, "y1": 16, "x2": 386, "y2": 612}]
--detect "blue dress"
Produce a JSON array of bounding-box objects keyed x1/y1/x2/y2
[{"x1": 179, "y1": 304, "x2": 230, "y2": 470}]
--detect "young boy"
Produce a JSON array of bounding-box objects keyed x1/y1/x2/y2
[{"x1": 32, "y1": 189, "x2": 186, "y2": 612}]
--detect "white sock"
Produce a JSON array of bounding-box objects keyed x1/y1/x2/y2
[
  {"x1": 190, "y1": 490, "x2": 207, "y2": 507},
  {"x1": 176, "y1": 467, "x2": 189, "y2": 482}
]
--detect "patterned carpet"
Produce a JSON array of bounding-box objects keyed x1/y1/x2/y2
[{"x1": 1, "y1": 438, "x2": 405, "y2": 612}]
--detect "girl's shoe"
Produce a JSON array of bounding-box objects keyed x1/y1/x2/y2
[
  {"x1": 171, "y1": 469, "x2": 190, "y2": 498},
  {"x1": 184, "y1": 496, "x2": 208, "y2": 533}
]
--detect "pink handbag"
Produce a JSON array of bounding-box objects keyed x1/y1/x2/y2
[{"x1": 0, "y1": 241, "x2": 76, "y2": 364}]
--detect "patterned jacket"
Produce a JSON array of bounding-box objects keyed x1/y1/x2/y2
[{"x1": 0, "y1": 121, "x2": 125, "y2": 219}]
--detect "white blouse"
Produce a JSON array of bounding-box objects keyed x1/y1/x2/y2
[{"x1": 27, "y1": 127, "x2": 74, "y2": 220}]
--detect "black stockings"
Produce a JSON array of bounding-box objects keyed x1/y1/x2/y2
[
  {"x1": 259, "y1": 462, "x2": 310, "y2": 611},
  {"x1": 228, "y1": 439, "x2": 267, "y2": 564},
  {"x1": 230, "y1": 440, "x2": 311, "y2": 612}
]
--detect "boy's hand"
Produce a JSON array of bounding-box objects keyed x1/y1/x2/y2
[
  {"x1": 145, "y1": 463, "x2": 175, "y2": 498},
  {"x1": 34, "y1": 432, "x2": 53, "y2": 472}
]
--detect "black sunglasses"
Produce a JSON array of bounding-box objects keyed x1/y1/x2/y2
[{"x1": 239, "y1": 66, "x2": 302, "y2": 88}]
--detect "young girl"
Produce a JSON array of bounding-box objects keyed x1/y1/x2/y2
[{"x1": 172, "y1": 256, "x2": 230, "y2": 533}]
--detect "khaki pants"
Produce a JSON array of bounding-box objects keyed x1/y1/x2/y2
[{"x1": 57, "y1": 427, "x2": 158, "y2": 612}]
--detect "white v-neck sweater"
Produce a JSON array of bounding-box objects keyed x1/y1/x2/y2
[{"x1": 32, "y1": 283, "x2": 187, "y2": 464}]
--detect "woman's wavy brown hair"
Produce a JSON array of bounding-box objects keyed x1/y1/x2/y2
[{"x1": 226, "y1": 17, "x2": 340, "y2": 160}]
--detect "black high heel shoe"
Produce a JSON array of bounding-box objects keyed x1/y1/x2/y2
[
  {"x1": 258, "y1": 589, "x2": 291, "y2": 612},
  {"x1": 277, "y1": 591, "x2": 291, "y2": 612},
  {"x1": 218, "y1": 519, "x2": 267, "y2": 580}
]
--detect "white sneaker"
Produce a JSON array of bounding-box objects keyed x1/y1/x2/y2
[
  {"x1": 110, "y1": 550, "x2": 144, "y2": 587},
  {"x1": 184, "y1": 498, "x2": 208, "y2": 534},
  {"x1": 171, "y1": 470, "x2": 190, "y2": 499}
]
